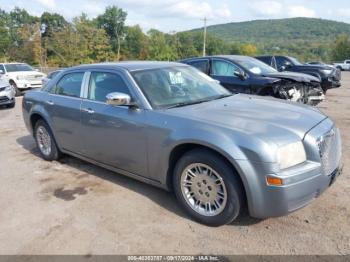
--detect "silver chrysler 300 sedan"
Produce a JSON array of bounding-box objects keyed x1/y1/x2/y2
[{"x1": 22, "y1": 62, "x2": 342, "y2": 226}]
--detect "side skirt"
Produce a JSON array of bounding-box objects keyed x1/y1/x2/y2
[{"x1": 60, "y1": 149, "x2": 169, "y2": 191}]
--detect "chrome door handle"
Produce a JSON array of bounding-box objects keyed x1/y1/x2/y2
[
  {"x1": 46, "y1": 100, "x2": 54, "y2": 105},
  {"x1": 82, "y1": 108, "x2": 95, "y2": 114}
]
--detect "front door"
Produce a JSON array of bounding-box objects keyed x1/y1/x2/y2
[
  {"x1": 80, "y1": 71, "x2": 148, "y2": 177},
  {"x1": 210, "y1": 59, "x2": 250, "y2": 94}
]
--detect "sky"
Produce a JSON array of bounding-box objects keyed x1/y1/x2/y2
[{"x1": 1, "y1": 0, "x2": 350, "y2": 32}]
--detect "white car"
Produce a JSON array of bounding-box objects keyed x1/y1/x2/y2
[
  {"x1": 0, "y1": 63, "x2": 46, "y2": 95},
  {"x1": 0, "y1": 79, "x2": 15, "y2": 108},
  {"x1": 333, "y1": 60, "x2": 350, "y2": 71}
]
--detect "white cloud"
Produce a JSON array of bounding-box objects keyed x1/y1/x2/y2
[
  {"x1": 249, "y1": 1, "x2": 282, "y2": 16},
  {"x1": 335, "y1": 8, "x2": 350, "y2": 17},
  {"x1": 34, "y1": 0, "x2": 56, "y2": 9},
  {"x1": 249, "y1": 1, "x2": 316, "y2": 18},
  {"x1": 287, "y1": 5, "x2": 316, "y2": 17}
]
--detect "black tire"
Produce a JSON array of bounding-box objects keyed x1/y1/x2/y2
[
  {"x1": 34, "y1": 119, "x2": 61, "y2": 161},
  {"x1": 10, "y1": 81, "x2": 21, "y2": 96},
  {"x1": 7, "y1": 101, "x2": 15, "y2": 108},
  {"x1": 173, "y1": 149, "x2": 245, "y2": 226}
]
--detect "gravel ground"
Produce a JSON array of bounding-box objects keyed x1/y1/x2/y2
[{"x1": 0, "y1": 73, "x2": 349, "y2": 255}]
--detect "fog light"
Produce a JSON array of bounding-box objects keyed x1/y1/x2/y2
[{"x1": 266, "y1": 176, "x2": 283, "y2": 186}]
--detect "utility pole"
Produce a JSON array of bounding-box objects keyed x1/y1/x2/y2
[{"x1": 201, "y1": 17, "x2": 208, "y2": 57}]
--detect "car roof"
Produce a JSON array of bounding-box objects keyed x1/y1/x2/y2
[
  {"x1": 68, "y1": 61, "x2": 188, "y2": 72},
  {"x1": 182, "y1": 55, "x2": 252, "y2": 61}
]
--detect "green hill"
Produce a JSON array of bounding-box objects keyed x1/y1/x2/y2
[{"x1": 190, "y1": 17, "x2": 350, "y2": 61}]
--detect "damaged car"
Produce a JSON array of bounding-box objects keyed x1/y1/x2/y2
[{"x1": 180, "y1": 55, "x2": 324, "y2": 106}]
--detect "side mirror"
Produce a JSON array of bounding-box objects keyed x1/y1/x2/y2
[
  {"x1": 0, "y1": 70, "x2": 3, "y2": 74},
  {"x1": 279, "y1": 65, "x2": 286, "y2": 71},
  {"x1": 234, "y1": 70, "x2": 247, "y2": 80},
  {"x1": 35, "y1": 69, "x2": 39, "y2": 72},
  {"x1": 106, "y1": 92, "x2": 133, "y2": 107}
]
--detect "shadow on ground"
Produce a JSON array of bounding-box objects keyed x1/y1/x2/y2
[{"x1": 16, "y1": 134, "x2": 261, "y2": 227}]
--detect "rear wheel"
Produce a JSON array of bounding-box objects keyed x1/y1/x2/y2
[
  {"x1": 34, "y1": 120, "x2": 61, "y2": 161},
  {"x1": 173, "y1": 149, "x2": 244, "y2": 226}
]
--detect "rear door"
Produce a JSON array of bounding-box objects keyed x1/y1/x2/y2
[
  {"x1": 210, "y1": 58, "x2": 251, "y2": 94},
  {"x1": 186, "y1": 59, "x2": 210, "y2": 74},
  {"x1": 80, "y1": 70, "x2": 148, "y2": 177},
  {"x1": 46, "y1": 71, "x2": 86, "y2": 154}
]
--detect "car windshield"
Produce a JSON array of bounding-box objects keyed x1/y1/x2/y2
[
  {"x1": 234, "y1": 57, "x2": 277, "y2": 75},
  {"x1": 131, "y1": 66, "x2": 231, "y2": 109},
  {"x1": 288, "y1": 57, "x2": 302, "y2": 65},
  {"x1": 5, "y1": 64, "x2": 34, "y2": 72}
]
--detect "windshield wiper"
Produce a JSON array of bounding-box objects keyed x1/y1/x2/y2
[
  {"x1": 167, "y1": 94, "x2": 232, "y2": 109},
  {"x1": 167, "y1": 99, "x2": 210, "y2": 109}
]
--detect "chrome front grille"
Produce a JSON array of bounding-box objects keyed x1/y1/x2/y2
[
  {"x1": 317, "y1": 127, "x2": 341, "y2": 176},
  {"x1": 26, "y1": 75, "x2": 42, "y2": 81}
]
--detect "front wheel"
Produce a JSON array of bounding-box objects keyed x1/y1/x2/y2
[
  {"x1": 34, "y1": 120, "x2": 61, "y2": 161},
  {"x1": 10, "y1": 81, "x2": 21, "y2": 96},
  {"x1": 173, "y1": 149, "x2": 245, "y2": 226}
]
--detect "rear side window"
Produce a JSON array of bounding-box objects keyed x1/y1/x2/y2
[
  {"x1": 88, "y1": 72, "x2": 131, "y2": 102},
  {"x1": 55, "y1": 72, "x2": 84, "y2": 98},
  {"x1": 187, "y1": 60, "x2": 209, "y2": 74}
]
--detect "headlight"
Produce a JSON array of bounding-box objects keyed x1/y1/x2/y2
[
  {"x1": 321, "y1": 69, "x2": 332, "y2": 75},
  {"x1": 277, "y1": 141, "x2": 306, "y2": 169},
  {"x1": 16, "y1": 75, "x2": 26, "y2": 80}
]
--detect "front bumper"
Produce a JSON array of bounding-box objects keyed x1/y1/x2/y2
[
  {"x1": 0, "y1": 88, "x2": 16, "y2": 105},
  {"x1": 238, "y1": 118, "x2": 342, "y2": 219},
  {"x1": 16, "y1": 80, "x2": 42, "y2": 90}
]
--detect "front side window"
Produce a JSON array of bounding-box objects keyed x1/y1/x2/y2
[
  {"x1": 4, "y1": 63, "x2": 34, "y2": 72},
  {"x1": 188, "y1": 60, "x2": 209, "y2": 74},
  {"x1": 88, "y1": 72, "x2": 131, "y2": 102},
  {"x1": 212, "y1": 60, "x2": 240, "y2": 77},
  {"x1": 275, "y1": 56, "x2": 293, "y2": 70},
  {"x1": 0, "y1": 65, "x2": 5, "y2": 73},
  {"x1": 131, "y1": 66, "x2": 230, "y2": 109},
  {"x1": 55, "y1": 72, "x2": 84, "y2": 98}
]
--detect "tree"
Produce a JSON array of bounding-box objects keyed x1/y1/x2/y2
[
  {"x1": 0, "y1": 9, "x2": 11, "y2": 60},
  {"x1": 122, "y1": 25, "x2": 147, "y2": 59},
  {"x1": 146, "y1": 29, "x2": 177, "y2": 61},
  {"x1": 96, "y1": 6, "x2": 127, "y2": 60},
  {"x1": 40, "y1": 12, "x2": 67, "y2": 37},
  {"x1": 241, "y1": 44, "x2": 258, "y2": 56},
  {"x1": 46, "y1": 14, "x2": 113, "y2": 67},
  {"x1": 331, "y1": 34, "x2": 350, "y2": 61}
]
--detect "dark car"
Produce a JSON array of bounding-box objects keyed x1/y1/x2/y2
[
  {"x1": 180, "y1": 55, "x2": 324, "y2": 105},
  {"x1": 255, "y1": 55, "x2": 341, "y2": 93}
]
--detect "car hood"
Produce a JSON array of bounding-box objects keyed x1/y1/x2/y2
[
  {"x1": 167, "y1": 94, "x2": 327, "y2": 144},
  {"x1": 292, "y1": 64, "x2": 333, "y2": 71},
  {"x1": 6, "y1": 71, "x2": 46, "y2": 77},
  {"x1": 264, "y1": 71, "x2": 320, "y2": 83}
]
